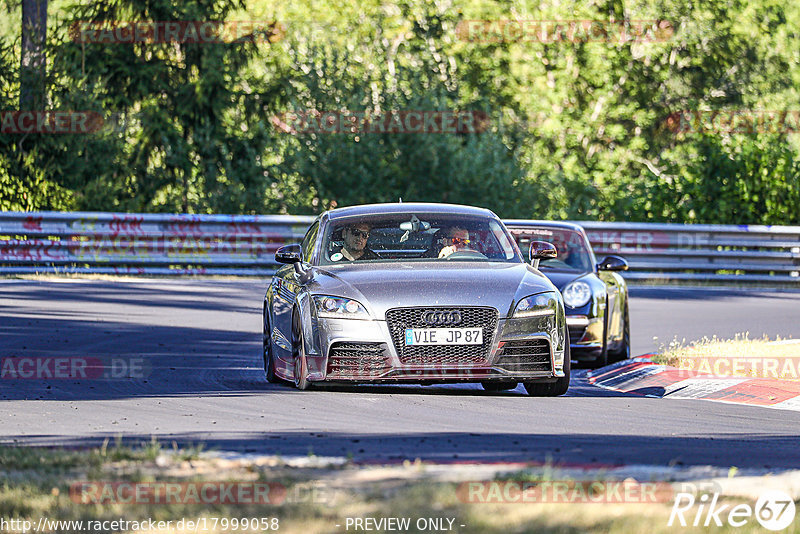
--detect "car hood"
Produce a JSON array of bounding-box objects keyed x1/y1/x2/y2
[
  {"x1": 538, "y1": 269, "x2": 593, "y2": 290},
  {"x1": 306, "y1": 261, "x2": 555, "y2": 319}
]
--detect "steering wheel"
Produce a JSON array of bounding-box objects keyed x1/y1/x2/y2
[{"x1": 444, "y1": 250, "x2": 488, "y2": 260}]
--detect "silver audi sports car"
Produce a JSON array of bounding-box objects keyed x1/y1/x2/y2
[{"x1": 263, "y1": 203, "x2": 570, "y2": 396}]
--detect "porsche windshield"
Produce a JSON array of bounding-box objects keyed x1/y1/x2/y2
[
  {"x1": 319, "y1": 214, "x2": 521, "y2": 264},
  {"x1": 523, "y1": 227, "x2": 593, "y2": 272}
]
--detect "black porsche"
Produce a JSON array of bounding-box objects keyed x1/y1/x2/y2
[{"x1": 506, "y1": 221, "x2": 630, "y2": 368}]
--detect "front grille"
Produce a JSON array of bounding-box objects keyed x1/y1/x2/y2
[
  {"x1": 385, "y1": 307, "x2": 498, "y2": 365},
  {"x1": 327, "y1": 342, "x2": 391, "y2": 379},
  {"x1": 495, "y1": 339, "x2": 552, "y2": 373}
]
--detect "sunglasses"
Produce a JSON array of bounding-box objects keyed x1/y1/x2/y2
[
  {"x1": 348, "y1": 228, "x2": 370, "y2": 239},
  {"x1": 450, "y1": 237, "x2": 470, "y2": 245}
]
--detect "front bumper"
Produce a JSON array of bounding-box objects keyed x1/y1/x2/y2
[
  {"x1": 303, "y1": 313, "x2": 565, "y2": 384},
  {"x1": 567, "y1": 314, "x2": 603, "y2": 353}
]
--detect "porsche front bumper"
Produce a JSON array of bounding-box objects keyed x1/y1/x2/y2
[{"x1": 566, "y1": 314, "x2": 604, "y2": 355}]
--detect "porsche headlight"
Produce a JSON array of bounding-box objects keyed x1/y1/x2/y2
[
  {"x1": 514, "y1": 292, "x2": 557, "y2": 318},
  {"x1": 312, "y1": 295, "x2": 369, "y2": 319},
  {"x1": 562, "y1": 281, "x2": 592, "y2": 308}
]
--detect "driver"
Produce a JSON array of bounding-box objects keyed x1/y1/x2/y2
[
  {"x1": 333, "y1": 222, "x2": 380, "y2": 261},
  {"x1": 561, "y1": 244, "x2": 584, "y2": 269},
  {"x1": 438, "y1": 226, "x2": 472, "y2": 258}
]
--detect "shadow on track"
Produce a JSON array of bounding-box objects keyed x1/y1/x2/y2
[
  {"x1": 0, "y1": 280, "x2": 633, "y2": 401},
  {"x1": 4, "y1": 430, "x2": 799, "y2": 469}
]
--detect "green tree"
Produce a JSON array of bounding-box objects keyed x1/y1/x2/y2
[
  {"x1": 2, "y1": 0, "x2": 799, "y2": 224},
  {"x1": 267, "y1": 5, "x2": 534, "y2": 217}
]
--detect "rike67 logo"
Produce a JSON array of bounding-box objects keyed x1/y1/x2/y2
[{"x1": 669, "y1": 490, "x2": 796, "y2": 531}]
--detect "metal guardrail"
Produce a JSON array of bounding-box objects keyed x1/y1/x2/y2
[
  {"x1": 1, "y1": 212, "x2": 799, "y2": 283},
  {"x1": 0, "y1": 211, "x2": 314, "y2": 276},
  {"x1": 508, "y1": 220, "x2": 800, "y2": 283}
]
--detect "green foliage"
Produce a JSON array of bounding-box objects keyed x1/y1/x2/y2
[
  {"x1": 670, "y1": 133, "x2": 800, "y2": 224},
  {"x1": 51, "y1": 0, "x2": 283, "y2": 213},
  {"x1": 2, "y1": 0, "x2": 283, "y2": 214},
  {"x1": 0, "y1": 0, "x2": 798, "y2": 223},
  {"x1": 268, "y1": 7, "x2": 533, "y2": 216},
  {"x1": 0, "y1": 37, "x2": 75, "y2": 211}
]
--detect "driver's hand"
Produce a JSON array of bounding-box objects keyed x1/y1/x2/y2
[{"x1": 438, "y1": 245, "x2": 457, "y2": 258}]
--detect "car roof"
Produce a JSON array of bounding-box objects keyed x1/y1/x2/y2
[
  {"x1": 503, "y1": 219, "x2": 587, "y2": 233},
  {"x1": 323, "y1": 202, "x2": 498, "y2": 221}
]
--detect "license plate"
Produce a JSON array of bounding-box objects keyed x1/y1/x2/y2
[{"x1": 404, "y1": 328, "x2": 483, "y2": 346}]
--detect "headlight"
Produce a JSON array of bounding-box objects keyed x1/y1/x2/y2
[
  {"x1": 514, "y1": 292, "x2": 557, "y2": 318},
  {"x1": 312, "y1": 295, "x2": 369, "y2": 319},
  {"x1": 562, "y1": 280, "x2": 592, "y2": 308}
]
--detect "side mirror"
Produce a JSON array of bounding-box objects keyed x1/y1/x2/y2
[
  {"x1": 529, "y1": 241, "x2": 557, "y2": 269},
  {"x1": 276, "y1": 243, "x2": 311, "y2": 277},
  {"x1": 597, "y1": 255, "x2": 628, "y2": 272},
  {"x1": 275, "y1": 244, "x2": 302, "y2": 264}
]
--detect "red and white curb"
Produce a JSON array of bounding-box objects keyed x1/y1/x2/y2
[{"x1": 587, "y1": 356, "x2": 800, "y2": 412}]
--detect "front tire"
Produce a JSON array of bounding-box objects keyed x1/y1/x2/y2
[
  {"x1": 524, "y1": 328, "x2": 571, "y2": 397},
  {"x1": 292, "y1": 315, "x2": 311, "y2": 390},
  {"x1": 609, "y1": 303, "x2": 631, "y2": 363},
  {"x1": 263, "y1": 313, "x2": 280, "y2": 383},
  {"x1": 590, "y1": 310, "x2": 610, "y2": 369}
]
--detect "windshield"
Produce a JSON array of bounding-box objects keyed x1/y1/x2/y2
[
  {"x1": 515, "y1": 227, "x2": 593, "y2": 272},
  {"x1": 319, "y1": 213, "x2": 520, "y2": 265}
]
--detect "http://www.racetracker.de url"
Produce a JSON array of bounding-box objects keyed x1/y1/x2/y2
[{"x1": 0, "y1": 516, "x2": 281, "y2": 533}]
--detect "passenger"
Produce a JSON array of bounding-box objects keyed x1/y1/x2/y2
[
  {"x1": 438, "y1": 226, "x2": 472, "y2": 258},
  {"x1": 333, "y1": 223, "x2": 380, "y2": 261}
]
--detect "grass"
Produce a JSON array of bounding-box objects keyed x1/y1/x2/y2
[
  {"x1": 0, "y1": 437, "x2": 166, "y2": 473},
  {"x1": 653, "y1": 334, "x2": 800, "y2": 380},
  {"x1": 654, "y1": 334, "x2": 800, "y2": 365},
  {"x1": 0, "y1": 444, "x2": 798, "y2": 533}
]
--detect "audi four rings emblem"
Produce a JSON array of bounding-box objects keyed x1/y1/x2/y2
[{"x1": 421, "y1": 310, "x2": 463, "y2": 326}]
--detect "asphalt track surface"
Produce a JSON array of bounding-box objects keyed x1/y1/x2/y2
[{"x1": 2, "y1": 278, "x2": 800, "y2": 469}]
